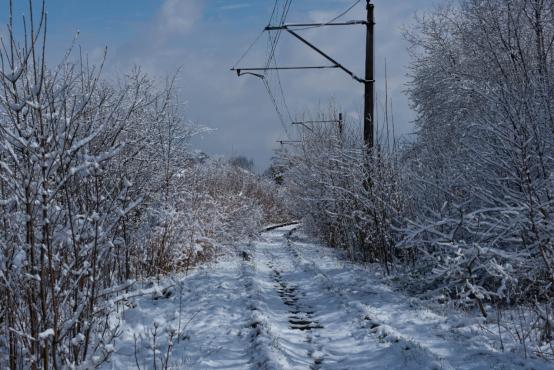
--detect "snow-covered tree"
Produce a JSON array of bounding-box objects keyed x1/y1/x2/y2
[
  {"x1": 403, "y1": 0, "x2": 554, "y2": 314},
  {"x1": 276, "y1": 107, "x2": 405, "y2": 272}
]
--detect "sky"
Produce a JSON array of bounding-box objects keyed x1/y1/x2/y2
[{"x1": 0, "y1": 0, "x2": 437, "y2": 171}]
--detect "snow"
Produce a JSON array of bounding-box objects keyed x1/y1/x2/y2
[
  {"x1": 105, "y1": 260, "x2": 253, "y2": 369},
  {"x1": 38, "y1": 329, "x2": 55, "y2": 340},
  {"x1": 104, "y1": 227, "x2": 552, "y2": 369}
]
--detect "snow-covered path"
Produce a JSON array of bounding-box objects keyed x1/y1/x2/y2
[
  {"x1": 248, "y1": 229, "x2": 440, "y2": 369},
  {"x1": 106, "y1": 227, "x2": 550, "y2": 369}
]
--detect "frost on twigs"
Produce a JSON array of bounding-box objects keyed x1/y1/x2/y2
[
  {"x1": 0, "y1": 1, "x2": 288, "y2": 367},
  {"x1": 272, "y1": 0, "x2": 554, "y2": 358}
]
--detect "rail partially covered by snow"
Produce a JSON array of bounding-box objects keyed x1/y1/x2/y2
[{"x1": 105, "y1": 227, "x2": 550, "y2": 369}]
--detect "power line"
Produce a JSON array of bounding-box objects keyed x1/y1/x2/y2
[
  {"x1": 271, "y1": 53, "x2": 294, "y2": 123},
  {"x1": 230, "y1": 0, "x2": 297, "y2": 139},
  {"x1": 265, "y1": 1, "x2": 280, "y2": 68},
  {"x1": 232, "y1": 30, "x2": 265, "y2": 69},
  {"x1": 268, "y1": 0, "x2": 279, "y2": 24},
  {"x1": 233, "y1": 0, "x2": 283, "y2": 72},
  {"x1": 269, "y1": 0, "x2": 292, "y2": 64},
  {"x1": 292, "y1": 0, "x2": 362, "y2": 31},
  {"x1": 263, "y1": 78, "x2": 287, "y2": 128},
  {"x1": 231, "y1": 0, "x2": 284, "y2": 70},
  {"x1": 263, "y1": 0, "x2": 294, "y2": 134},
  {"x1": 266, "y1": 0, "x2": 292, "y2": 69},
  {"x1": 232, "y1": 0, "x2": 376, "y2": 149}
]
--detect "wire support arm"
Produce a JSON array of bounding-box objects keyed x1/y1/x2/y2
[
  {"x1": 283, "y1": 29, "x2": 369, "y2": 84},
  {"x1": 277, "y1": 140, "x2": 302, "y2": 144},
  {"x1": 291, "y1": 122, "x2": 314, "y2": 131},
  {"x1": 291, "y1": 120, "x2": 341, "y2": 124},
  {"x1": 231, "y1": 65, "x2": 339, "y2": 76},
  {"x1": 265, "y1": 20, "x2": 367, "y2": 30}
]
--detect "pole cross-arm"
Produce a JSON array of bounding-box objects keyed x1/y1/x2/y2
[
  {"x1": 265, "y1": 20, "x2": 367, "y2": 30},
  {"x1": 231, "y1": 65, "x2": 339, "y2": 76},
  {"x1": 277, "y1": 140, "x2": 302, "y2": 145},
  {"x1": 291, "y1": 122, "x2": 314, "y2": 131},
  {"x1": 284, "y1": 29, "x2": 368, "y2": 84},
  {"x1": 235, "y1": 71, "x2": 265, "y2": 79}
]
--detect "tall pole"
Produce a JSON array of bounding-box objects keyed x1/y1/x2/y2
[{"x1": 364, "y1": 1, "x2": 375, "y2": 149}]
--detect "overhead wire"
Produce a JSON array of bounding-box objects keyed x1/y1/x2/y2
[
  {"x1": 232, "y1": 0, "x2": 281, "y2": 70},
  {"x1": 232, "y1": 29, "x2": 265, "y2": 69},
  {"x1": 268, "y1": 0, "x2": 279, "y2": 22},
  {"x1": 272, "y1": 54, "x2": 294, "y2": 123},
  {"x1": 263, "y1": 79, "x2": 286, "y2": 125},
  {"x1": 265, "y1": 0, "x2": 292, "y2": 69},
  {"x1": 292, "y1": 0, "x2": 362, "y2": 31},
  {"x1": 263, "y1": 0, "x2": 294, "y2": 134},
  {"x1": 263, "y1": 0, "x2": 363, "y2": 133},
  {"x1": 232, "y1": 0, "x2": 366, "y2": 145},
  {"x1": 231, "y1": 0, "x2": 296, "y2": 135},
  {"x1": 265, "y1": 0, "x2": 280, "y2": 69}
]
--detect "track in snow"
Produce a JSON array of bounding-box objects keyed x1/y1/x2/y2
[
  {"x1": 249, "y1": 228, "x2": 439, "y2": 370},
  {"x1": 106, "y1": 226, "x2": 550, "y2": 370}
]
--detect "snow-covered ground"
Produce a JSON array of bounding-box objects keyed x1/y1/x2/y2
[{"x1": 104, "y1": 226, "x2": 551, "y2": 369}]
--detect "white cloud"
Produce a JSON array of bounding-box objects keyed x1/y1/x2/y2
[
  {"x1": 220, "y1": 3, "x2": 253, "y2": 11},
  {"x1": 155, "y1": 0, "x2": 203, "y2": 35}
]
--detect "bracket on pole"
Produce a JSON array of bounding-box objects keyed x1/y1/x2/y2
[
  {"x1": 232, "y1": 19, "x2": 370, "y2": 84},
  {"x1": 265, "y1": 20, "x2": 367, "y2": 30},
  {"x1": 234, "y1": 69, "x2": 265, "y2": 79},
  {"x1": 261, "y1": 25, "x2": 370, "y2": 84},
  {"x1": 277, "y1": 140, "x2": 302, "y2": 145},
  {"x1": 231, "y1": 65, "x2": 339, "y2": 78},
  {"x1": 291, "y1": 119, "x2": 341, "y2": 124},
  {"x1": 291, "y1": 117, "x2": 343, "y2": 132},
  {"x1": 291, "y1": 122, "x2": 314, "y2": 131}
]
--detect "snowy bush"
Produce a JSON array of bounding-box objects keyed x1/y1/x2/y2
[
  {"x1": 275, "y1": 108, "x2": 405, "y2": 272},
  {"x1": 0, "y1": 2, "x2": 284, "y2": 367},
  {"x1": 131, "y1": 156, "x2": 290, "y2": 277},
  {"x1": 402, "y1": 0, "x2": 554, "y2": 308},
  {"x1": 0, "y1": 6, "x2": 146, "y2": 364},
  {"x1": 275, "y1": 0, "x2": 554, "y2": 353}
]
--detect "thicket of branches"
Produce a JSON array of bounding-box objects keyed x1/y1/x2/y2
[
  {"x1": 0, "y1": 2, "x2": 286, "y2": 368},
  {"x1": 274, "y1": 0, "x2": 554, "y2": 356},
  {"x1": 403, "y1": 0, "x2": 554, "y2": 309},
  {"x1": 275, "y1": 107, "x2": 404, "y2": 273}
]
